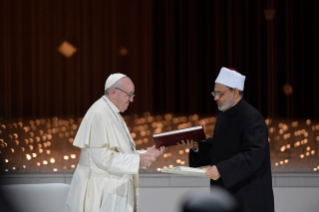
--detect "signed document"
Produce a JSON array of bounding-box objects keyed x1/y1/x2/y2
[{"x1": 161, "y1": 166, "x2": 207, "y2": 177}]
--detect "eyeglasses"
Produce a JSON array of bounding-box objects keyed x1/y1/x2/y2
[
  {"x1": 211, "y1": 89, "x2": 230, "y2": 98},
  {"x1": 115, "y1": 87, "x2": 135, "y2": 99}
]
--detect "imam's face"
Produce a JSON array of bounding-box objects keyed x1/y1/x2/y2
[{"x1": 213, "y1": 83, "x2": 234, "y2": 112}]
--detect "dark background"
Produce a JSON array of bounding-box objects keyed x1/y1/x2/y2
[{"x1": 1, "y1": 0, "x2": 318, "y2": 120}]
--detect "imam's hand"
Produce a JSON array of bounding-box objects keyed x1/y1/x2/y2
[
  {"x1": 178, "y1": 139, "x2": 198, "y2": 151},
  {"x1": 204, "y1": 165, "x2": 220, "y2": 180}
]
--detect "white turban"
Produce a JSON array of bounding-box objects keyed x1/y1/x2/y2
[
  {"x1": 104, "y1": 73, "x2": 127, "y2": 90},
  {"x1": 215, "y1": 67, "x2": 246, "y2": 91}
]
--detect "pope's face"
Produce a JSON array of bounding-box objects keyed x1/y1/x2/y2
[
  {"x1": 213, "y1": 83, "x2": 234, "y2": 112},
  {"x1": 113, "y1": 78, "x2": 135, "y2": 112}
]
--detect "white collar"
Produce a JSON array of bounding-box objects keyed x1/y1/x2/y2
[{"x1": 102, "y1": 95, "x2": 120, "y2": 114}]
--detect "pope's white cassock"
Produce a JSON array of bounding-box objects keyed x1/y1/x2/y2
[{"x1": 65, "y1": 96, "x2": 144, "y2": 212}]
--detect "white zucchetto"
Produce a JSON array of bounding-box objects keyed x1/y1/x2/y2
[
  {"x1": 215, "y1": 67, "x2": 246, "y2": 91},
  {"x1": 104, "y1": 73, "x2": 127, "y2": 90}
]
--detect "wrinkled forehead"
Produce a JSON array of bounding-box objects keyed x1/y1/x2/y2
[
  {"x1": 120, "y1": 77, "x2": 135, "y2": 92},
  {"x1": 214, "y1": 83, "x2": 229, "y2": 91}
]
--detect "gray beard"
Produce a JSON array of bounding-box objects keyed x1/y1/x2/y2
[{"x1": 218, "y1": 93, "x2": 233, "y2": 111}]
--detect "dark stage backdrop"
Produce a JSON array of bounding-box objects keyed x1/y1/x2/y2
[
  {"x1": 1, "y1": 0, "x2": 318, "y2": 120},
  {"x1": 153, "y1": 0, "x2": 319, "y2": 119},
  {"x1": 0, "y1": 0, "x2": 154, "y2": 119}
]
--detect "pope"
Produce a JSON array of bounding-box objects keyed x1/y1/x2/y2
[{"x1": 65, "y1": 73, "x2": 165, "y2": 212}]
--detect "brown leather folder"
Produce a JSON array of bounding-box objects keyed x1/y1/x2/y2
[{"x1": 153, "y1": 126, "x2": 206, "y2": 148}]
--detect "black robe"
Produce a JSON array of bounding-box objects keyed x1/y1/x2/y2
[{"x1": 190, "y1": 99, "x2": 274, "y2": 212}]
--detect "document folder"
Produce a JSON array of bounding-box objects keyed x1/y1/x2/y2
[{"x1": 153, "y1": 125, "x2": 206, "y2": 148}]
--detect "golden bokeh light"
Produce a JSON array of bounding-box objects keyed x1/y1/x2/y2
[
  {"x1": 26, "y1": 154, "x2": 31, "y2": 160},
  {"x1": 0, "y1": 115, "x2": 318, "y2": 174}
]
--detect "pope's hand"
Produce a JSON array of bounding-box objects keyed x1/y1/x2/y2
[
  {"x1": 140, "y1": 145, "x2": 166, "y2": 167},
  {"x1": 203, "y1": 165, "x2": 220, "y2": 180},
  {"x1": 139, "y1": 153, "x2": 154, "y2": 167},
  {"x1": 178, "y1": 139, "x2": 198, "y2": 150},
  {"x1": 146, "y1": 145, "x2": 166, "y2": 158}
]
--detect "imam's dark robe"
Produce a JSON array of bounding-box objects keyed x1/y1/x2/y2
[{"x1": 190, "y1": 99, "x2": 274, "y2": 212}]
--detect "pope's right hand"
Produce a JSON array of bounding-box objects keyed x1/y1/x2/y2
[
  {"x1": 177, "y1": 139, "x2": 198, "y2": 151},
  {"x1": 139, "y1": 152, "x2": 155, "y2": 167}
]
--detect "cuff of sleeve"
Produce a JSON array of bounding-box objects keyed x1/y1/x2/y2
[
  {"x1": 136, "y1": 150, "x2": 147, "y2": 154},
  {"x1": 139, "y1": 166, "x2": 148, "y2": 169},
  {"x1": 140, "y1": 163, "x2": 151, "y2": 169},
  {"x1": 192, "y1": 148, "x2": 199, "y2": 153},
  {"x1": 137, "y1": 150, "x2": 149, "y2": 169}
]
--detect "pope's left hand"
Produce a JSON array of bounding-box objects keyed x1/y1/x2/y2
[
  {"x1": 203, "y1": 165, "x2": 220, "y2": 180},
  {"x1": 146, "y1": 145, "x2": 166, "y2": 158}
]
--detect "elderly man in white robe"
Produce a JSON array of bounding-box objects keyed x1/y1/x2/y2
[{"x1": 65, "y1": 73, "x2": 165, "y2": 212}]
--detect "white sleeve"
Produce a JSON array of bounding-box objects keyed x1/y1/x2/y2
[
  {"x1": 192, "y1": 148, "x2": 199, "y2": 153},
  {"x1": 87, "y1": 147, "x2": 140, "y2": 174}
]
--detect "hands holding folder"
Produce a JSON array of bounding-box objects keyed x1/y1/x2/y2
[
  {"x1": 178, "y1": 139, "x2": 198, "y2": 151},
  {"x1": 152, "y1": 125, "x2": 220, "y2": 180}
]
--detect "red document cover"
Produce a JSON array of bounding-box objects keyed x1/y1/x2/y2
[{"x1": 153, "y1": 126, "x2": 206, "y2": 148}]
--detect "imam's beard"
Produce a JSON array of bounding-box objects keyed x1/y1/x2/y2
[{"x1": 218, "y1": 92, "x2": 234, "y2": 111}]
